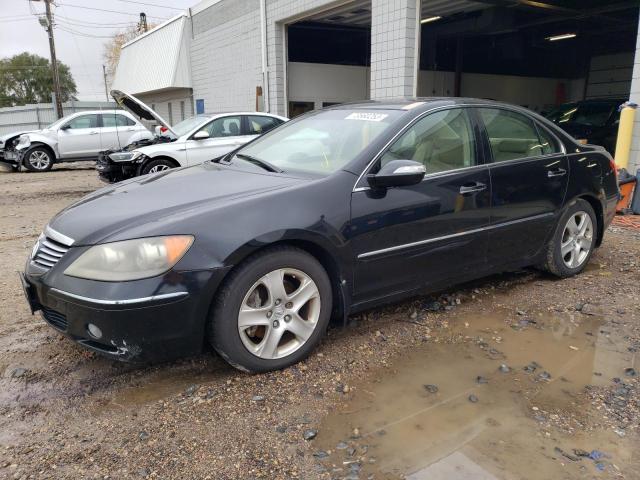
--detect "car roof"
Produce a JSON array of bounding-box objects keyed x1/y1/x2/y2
[
  {"x1": 201, "y1": 112, "x2": 288, "y2": 119},
  {"x1": 325, "y1": 97, "x2": 517, "y2": 111}
]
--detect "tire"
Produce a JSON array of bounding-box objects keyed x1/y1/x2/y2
[
  {"x1": 208, "y1": 246, "x2": 333, "y2": 373},
  {"x1": 542, "y1": 199, "x2": 597, "y2": 278},
  {"x1": 23, "y1": 146, "x2": 53, "y2": 172},
  {"x1": 141, "y1": 158, "x2": 176, "y2": 175}
]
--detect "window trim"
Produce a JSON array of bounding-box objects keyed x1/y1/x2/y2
[
  {"x1": 475, "y1": 106, "x2": 566, "y2": 167},
  {"x1": 246, "y1": 114, "x2": 281, "y2": 136},
  {"x1": 353, "y1": 105, "x2": 483, "y2": 192}
]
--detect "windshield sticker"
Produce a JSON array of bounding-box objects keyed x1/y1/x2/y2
[{"x1": 345, "y1": 112, "x2": 388, "y2": 122}]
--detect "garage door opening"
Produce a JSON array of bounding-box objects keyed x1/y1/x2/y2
[
  {"x1": 417, "y1": 1, "x2": 638, "y2": 113},
  {"x1": 416, "y1": 0, "x2": 639, "y2": 154},
  {"x1": 286, "y1": 1, "x2": 371, "y2": 118}
]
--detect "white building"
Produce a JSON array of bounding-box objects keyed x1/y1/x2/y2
[{"x1": 112, "y1": 0, "x2": 640, "y2": 172}]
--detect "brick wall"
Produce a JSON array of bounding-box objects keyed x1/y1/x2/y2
[
  {"x1": 190, "y1": 0, "x2": 263, "y2": 113},
  {"x1": 370, "y1": 0, "x2": 418, "y2": 99}
]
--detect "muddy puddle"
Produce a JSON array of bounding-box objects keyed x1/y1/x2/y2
[{"x1": 316, "y1": 309, "x2": 636, "y2": 479}]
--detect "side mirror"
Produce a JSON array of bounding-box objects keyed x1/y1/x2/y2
[
  {"x1": 193, "y1": 130, "x2": 210, "y2": 140},
  {"x1": 367, "y1": 160, "x2": 426, "y2": 189},
  {"x1": 60, "y1": 124, "x2": 71, "y2": 131}
]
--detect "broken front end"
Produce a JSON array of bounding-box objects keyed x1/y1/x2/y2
[{"x1": 97, "y1": 136, "x2": 172, "y2": 183}]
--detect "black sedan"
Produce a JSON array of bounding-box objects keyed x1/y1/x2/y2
[{"x1": 22, "y1": 99, "x2": 619, "y2": 372}]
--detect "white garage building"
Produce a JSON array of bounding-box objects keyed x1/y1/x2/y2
[{"x1": 112, "y1": 0, "x2": 640, "y2": 172}]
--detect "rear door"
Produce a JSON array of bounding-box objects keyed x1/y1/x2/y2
[
  {"x1": 350, "y1": 107, "x2": 491, "y2": 302},
  {"x1": 185, "y1": 115, "x2": 245, "y2": 165},
  {"x1": 57, "y1": 113, "x2": 101, "y2": 158},
  {"x1": 99, "y1": 113, "x2": 138, "y2": 150},
  {"x1": 476, "y1": 107, "x2": 569, "y2": 267}
]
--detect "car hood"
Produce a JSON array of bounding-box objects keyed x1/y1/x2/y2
[
  {"x1": 111, "y1": 89, "x2": 176, "y2": 136},
  {"x1": 49, "y1": 162, "x2": 306, "y2": 245}
]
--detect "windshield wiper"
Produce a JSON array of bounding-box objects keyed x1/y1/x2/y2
[{"x1": 236, "y1": 153, "x2": 283, "y2": 173}]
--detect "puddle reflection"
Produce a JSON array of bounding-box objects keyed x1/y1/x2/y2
[{"x1": 317, "y1": 310, "x2": 634, "y2": 479}]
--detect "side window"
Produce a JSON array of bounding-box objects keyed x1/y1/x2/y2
[
  {"x1": 479, "y1": 108, "x2": 550, "y2": 162},
  {"x1": 64, "y1": 114, "x2": 99, "y2": 130},
  {"x1": 535, "y1": 123, "x2": 561, "y2": 155},
  {"x1": 247, "y1": 115, "x2": 282, "y2": 135},
  {"x1": 102, "y1": 114, "x2": 135, "y2": 127},
  {"x1": 379, "y1": 108, "x2": 476, "y2": 174},
  {"x1": 204, "y1": 116, "x2": 242, "y2": 138}
]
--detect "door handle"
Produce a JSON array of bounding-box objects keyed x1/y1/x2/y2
[
  {"x1": 89, "y1": 131, "x2": 99, "y2": 135},
  {"x1": 547, "y1": 168, "x2": 567, "y2": 178},
  {"x1": 459, "y1": 182, "x2": 487, "y2": 195}
]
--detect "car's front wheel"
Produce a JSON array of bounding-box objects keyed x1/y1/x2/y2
[
  {"x1": 141, "y1": 158, "x2": 175, "y2": 175},
  {"x1": 209, "y1": 246, "x2": 332, "y2": 372},
  {"x1": 23, "y1": 147, "x2": 53, "y2": 172},
  {"x1": 543, "y1": 199, "x2": 597, "y2": 277}
]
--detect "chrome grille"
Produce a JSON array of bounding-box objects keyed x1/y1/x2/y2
[{"x1": 31, "y1": 228, "x2": 73, "y2": 271}]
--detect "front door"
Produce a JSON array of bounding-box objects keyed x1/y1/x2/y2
[
  {"x1": 57, "y1": 113, "x2": 101, "y2": 158},
  {"x1": 476, "y1": 107, "x2": 569, "y2": 267},
  {"x1": 349, "y1": 107, "x2": 491, "y2": 303},
  {"x1": 185, "y1": 115, "x2": 246, "y2": 165}
]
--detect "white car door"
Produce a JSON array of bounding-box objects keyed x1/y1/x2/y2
[
  {"x1": 185, "y1": 115, "x2": 246, "y2": 166},
  {"x1": 57, "y1": 113, "x2": 101, "y2": 158},
  {"x1": 99, "y1": 113, "x2": 140, "y2": 150}
]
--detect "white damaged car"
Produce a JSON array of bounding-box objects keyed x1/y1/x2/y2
[
  {"x1": 8, "y1": 109, "x2": 153, "y2": 172},
  {"x1": 97, "y1": 90, "x2": 288, "y2": 183}
]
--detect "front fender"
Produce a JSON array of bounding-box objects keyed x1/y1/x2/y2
[
  {"x1": 20, "y1": 133, "x2": 59, "y2": 158},
  {"x1": 126, "y1": 130, "x2": 154, "y2": 145}
]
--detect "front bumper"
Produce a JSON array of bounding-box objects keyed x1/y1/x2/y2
[
  {"x1": 22, "y1": 265, "x2": 230, "y2": 363},
  {"x1": 96, "y1": 153, "x2": 140, "y2": 183},
  {"x1": 0, "y1": 149, "x2": 20, "y2": 167}
]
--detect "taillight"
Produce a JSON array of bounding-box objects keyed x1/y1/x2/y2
[{"x1": 160, "y1": 126, "x2": 168, "y2": 133}]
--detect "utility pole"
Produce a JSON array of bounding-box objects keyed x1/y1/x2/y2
[
  {"x1": 102, "y1": 65, "x2": 109, "y2": 101},
  {"x1": 138, "y1": 12, "x2": 148, "y2": 33},
  {"x1": 37, "y1": 0, "x2": 63, "y2": 118}
]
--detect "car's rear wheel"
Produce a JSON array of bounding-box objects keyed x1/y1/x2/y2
[
  {"x1": 208, "y1": 246, "x2": 332, "y2": 372},
  {"x1": 23, "y1": 147, "x2": 53, "y2": 172},
  {"x1": 543, "y1": 199, "x2": 597, "y2": 278},
  {"x1": 141, "y1": 158, "x2": 175, "y2": 175}
]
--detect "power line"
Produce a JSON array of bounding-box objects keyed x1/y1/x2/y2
[
  {"x1": 57, "y1": 3, "x2": 170, "y2": 20},
  {"x1": 112, "y1": 0, "x2": 183, "y2": 11},
  {"x1": 57, "y1": 26, "x2": 119, "y2": 39},
  {"x1": 55, "y1": 15, "x2": 137, "y2": 27},
  {"x1": 57, "y1": 19, "x2": 137, "y2": 29}
]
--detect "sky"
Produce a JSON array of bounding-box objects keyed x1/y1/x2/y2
[{"x1": 0, "y1": 0, "x2": 196, "y2": 101}]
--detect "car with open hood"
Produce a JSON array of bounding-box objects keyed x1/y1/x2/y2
[
  {"x1": 7, "y1": 108, "x2": 153, "y2": 172},
  {"x1": 97, "y1": 90, "x2": 288, "y2": 183},
  {"x1": 21, "y1": 98, "x2": 619, "y2": 373}
]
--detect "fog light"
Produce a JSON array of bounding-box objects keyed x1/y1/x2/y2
[{"x1": 87, "y1": 323, "x2": 102, "y2": 339}]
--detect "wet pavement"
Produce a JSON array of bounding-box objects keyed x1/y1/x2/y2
[{"x1": 316, "y1": 309, "x2": 636, "y2": 479}]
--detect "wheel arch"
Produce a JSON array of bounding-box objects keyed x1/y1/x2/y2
[
  {"x1": 218, "y1": 234, "x2": 350, "y2": 326},
  {"x1": 24, "y1": 142, "x2": 57, "y2": 163},
  {"x1": 575, "y1": 194, "x2": 604, "y2": 247},
  {"x1": 139, "y1": 155, "x2": 181, "y2": 173}
]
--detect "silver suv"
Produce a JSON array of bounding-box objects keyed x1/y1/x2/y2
[{"x1": 7, "y1": 110, "x2": 153, "y2": 172}]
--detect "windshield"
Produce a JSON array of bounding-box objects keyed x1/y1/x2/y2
[
  {"x1": 171, "y1": 116, "x2": 209, "y2": 137},
  {"x1": 546, "y1": 102, "x2": 617, "y2": 128},
  {"x1": 233, "y1": 109, "x2": 402, "y2": 175}
]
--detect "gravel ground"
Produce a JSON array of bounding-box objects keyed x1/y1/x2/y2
[{"x1": 0, "y1": 165, "x2": 638, "y2": 479}]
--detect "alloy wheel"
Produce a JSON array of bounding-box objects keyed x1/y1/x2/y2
[
  {"x1": 238, "y1": 268, "x2": 321, "y2": 360},
  {"x1": 148, "y1": 164, "x2": 171, "y2": 173},
  {"x1": 560, "y1": 211, "x2": 593, "y2": 269},
  {"x1": 29, "y1": 150, "x2": 51, "y2": 170}
]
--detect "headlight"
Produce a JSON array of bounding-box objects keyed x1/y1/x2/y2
[
  {"x1": 17, "y1": 135, "x2": 31, "y2": 148},
  {"x1": 108, "y1": 151, "x2": 144, "y2": 162},
  {"x1": 64, "y1": 235, "x2": 194, "y2": 281}
]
